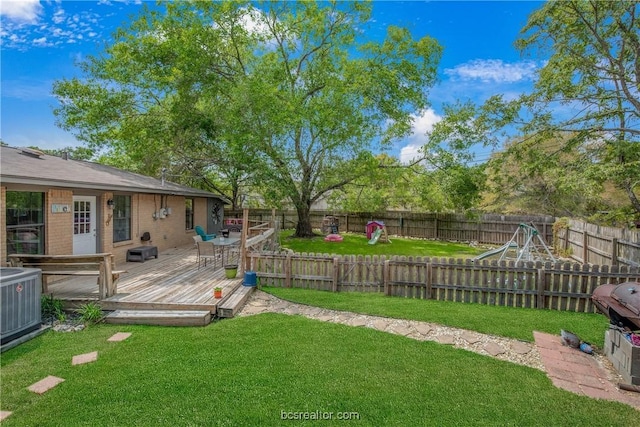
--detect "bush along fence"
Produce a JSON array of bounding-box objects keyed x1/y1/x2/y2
[{"x1": 248, "y1": 252, "x2": 640, "y2": 313}]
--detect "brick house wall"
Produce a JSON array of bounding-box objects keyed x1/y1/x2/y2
[
  {"x1": 2, "y1": 184, "x2": 222, "y2": 265},
  {"x1": 46, "y1": 188, "x2": 74, "y2": 255}
]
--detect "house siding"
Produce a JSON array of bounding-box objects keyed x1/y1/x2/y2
[{"x1": 1, "y1": 186, "x2": 219, "y2": 265}]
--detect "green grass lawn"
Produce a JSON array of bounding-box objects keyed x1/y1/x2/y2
[
  {"x1": 263, "y1": 287, "x2": 609, "y2": 347},
  {"x1": 1, "y1": 315, "x2": 636, "y2": 426},
  {"x1": 279, "y1": 229, "x2": 484, "y2": 258}
]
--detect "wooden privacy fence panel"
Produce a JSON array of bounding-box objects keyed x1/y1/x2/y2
[
  {"x1": 247, "y1": 252, "x2": 640, "y2": 313},
  {"x1": 233, "y1": 210, "x2": 638, "y2": 267},
  {"x1": 228, "y1": 209, "x2": 556, "y2": 246},
  {"x1": 558, "y1": 219, "x2": 640, "y2": 267}
]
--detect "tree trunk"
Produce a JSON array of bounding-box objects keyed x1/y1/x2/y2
[{"x1": 294, "y1": 205, "x2": 315, "y2": 237}]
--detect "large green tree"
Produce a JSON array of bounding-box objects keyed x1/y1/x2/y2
[
  {"x1": 426, "y1": 0, "x2": 640, "y2": 219},
  {"x1": 53, "y1": 1, "x2": 442, "y2": 236}
]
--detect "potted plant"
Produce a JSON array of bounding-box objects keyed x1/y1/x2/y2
[
  {"x1": 224, "y1": 264, "x2": 238, "y2": 279},
  {"x1": 214, "y1": 287, "x2": 222, "y2": 299}
]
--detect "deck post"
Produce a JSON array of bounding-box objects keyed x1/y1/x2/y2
[{"x1": 240, "y1": 208, "x2": 250, "y2": 273}]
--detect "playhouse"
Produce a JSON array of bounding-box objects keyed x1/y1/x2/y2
[{"x1": 366, "y1": 221, "x2": 385, "y2": 239}]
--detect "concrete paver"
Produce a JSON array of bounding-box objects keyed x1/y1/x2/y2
[
  {"x1": 534, "y1": 331, "x2": 640, "y2": 410},
  {"x1": 28, "y1": 376, "x2": 65, "y2": 394},
  {"x1": 72, "y1": 351, "x2": 98, "y2": 366},
  {"x1": 107, "y1": 332, "x2": 132, "y2": 342}
]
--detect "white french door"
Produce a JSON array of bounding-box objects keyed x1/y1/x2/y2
[{"x1": 73, "y1": 196, "x2": 97, "y2": 254}]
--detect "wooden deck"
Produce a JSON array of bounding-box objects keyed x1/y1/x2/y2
[{"x1": 46, "y1": 244, "x2": 244, "y2": 322}]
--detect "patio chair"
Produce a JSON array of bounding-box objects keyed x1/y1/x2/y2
[
  {"x1": 192, "y1": 235, "x2": 203, "y2": 264},
  {"x1": 195, "y1": 225, "x2": 216, "y2": 241},
  {"x1": 197, "y1": 241, "x2": 221, "y2": 269}
]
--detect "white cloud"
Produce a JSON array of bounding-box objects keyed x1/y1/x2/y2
[
  {"x1": 0, "y1": 0, "x2": 42, "y2": 24},
  {"x1": 445, "y1": 59, "x2": 539, "y2": 83},
  {"x1": 399, "y1": 108, "x2": 442, "y2": 164},
  {"x1": 32, "y1": 36, "x2": 48, "y2": 46},
  {"x1": 52, "y1": 8, "x2": 65, "y2": 24},
  {"x1": 1, "y1": 2, "x2": 104, "y2": 50}
]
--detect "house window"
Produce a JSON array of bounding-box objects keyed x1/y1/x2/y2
[
  {"x1": 5, "y1": 191, "x2": 44, "y2": 255},
  {"x1": 185, "y1": 198, "x2": 194, "y2": 230},
  {"x1": 113, "y1": 195, "x2": 131, "y2": 242}
]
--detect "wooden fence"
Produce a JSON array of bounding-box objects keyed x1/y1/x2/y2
[
  {"x1": 229, "y1": 209, "x2": 640, "y2": 267},
  {"x1": 228, "y1": 209, "x2": 556, "y2": 246},
  {"x1": 247, "y1": 252, "x2": 640, "y2": 313},
  {"x1": 558, "y1": 219, "x2": 640, "y2": 267}
]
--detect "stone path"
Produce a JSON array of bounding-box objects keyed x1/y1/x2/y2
[
  {"x1": 238, "y1": 290, "x2": 640, "y2": 410},
  {"x1": 237, "y1": 290, "x2": 544, "y2": 370}
]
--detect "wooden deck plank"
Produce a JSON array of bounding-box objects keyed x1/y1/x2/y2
[
  {"x1": 46, "y1": 244, "x2": 244, "y2": 322},
  {"x1": 218, "y1": 286, "x2": 255, "y2": 318},
  {"x1": 105, "y1": 310, "x2": 211, "y2": 326}
]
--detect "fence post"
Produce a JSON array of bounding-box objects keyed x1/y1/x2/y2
[
  {"x1": 426, "y1": 259, "x2": 432, "y2": 299},
  {"x1": 434, "y1": 218, "x2": 439, "y2": 240},
  {"x1": 383, "y1": 259, "x2": 390, "y2": 296},
  {"x1": 285, "y1": 252, "x2": 292, "y2": 288},
  {"x1": 582, "y1": 230, "x2": 589, "y2": 264},
  {"x1": 332, "y1": 257, "x2": 340, "y2": 292},
  {"x1": 537, "y1": 266, "x2": 546, "y2": 309},
  {"x1": 611, "y1": 238, "x2": 618, "y2": 266}
]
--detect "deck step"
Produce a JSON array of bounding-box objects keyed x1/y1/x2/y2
[
  {"x1": 104, "y1": 309, "x2": 211, "y2": 326},
  {"x1": 218, "y1": 286, "x2": 255, "y2": 318}
]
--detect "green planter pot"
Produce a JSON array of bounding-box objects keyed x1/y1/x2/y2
[{"x1": 224, "y1": 265, "x2": 238, "y2": 279}]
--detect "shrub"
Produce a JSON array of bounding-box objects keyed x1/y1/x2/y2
[
  {"x1": 41, "y1": 294, "x2": 65, "y2": 321},
  {"x1": 75, "y1": 302, "x2": 104, "y2": 325}
]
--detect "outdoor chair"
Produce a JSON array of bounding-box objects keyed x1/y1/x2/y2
[
  {"x1": 196, "y1": 241, "x2": 221, "y2": 269},
  {"x1": 192, "y1": 235, "x2": 203, "y2": 264},
  {"x1": 195, "y1": 225, "x2": 216, "y2": 241}
]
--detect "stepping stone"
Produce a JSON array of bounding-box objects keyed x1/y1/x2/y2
[
  {"x1": 461, "y1": 332, "x2": 481, "y2": 344},
  {"x1": 414, "y1": 323, "x2": 433, "y2": 336},
  {"x1": 317, "y1": 315, "x2": 334, "y2": 322},
  {"x1": 28, "y1": 376, "x2": 65, "y2": 394},
  {"x1": 284, "y1": 306, "x2": 300, "y2": 315},
  {"x1": 512, "y1": 342, "x2": 532, "y2": 355},
  {"x1": 372, "y1": 319, "x2": 388, "y2": 331},
  {"x1": 436, "y1": 335, "x2": 456, "y2": 345},
  {"x1": 108, "y1": 332, "x2": 132, "y2": 342},
  {"x1": 391, "y1": 325, "x2": 414, "y2": 336},
  {"x1": 350, "y1": 317, "x2": 368, "y2": 327},
  {"x1": 1, "y1": 411, "x2": 12, "y2": 421},
  {"x1": 72, "y1": 351, "x2": 98, "y2": 366},
  {"x1": 484, "y1": 343, "x2": 506, "y2": 356},
  {"x1": 335, "y1": 315, "x2": 351, "y2": 324}
]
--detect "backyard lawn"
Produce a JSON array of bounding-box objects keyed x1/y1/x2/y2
[
  {"x1": 278, "y1": 229, "x2": 485, "y2": 258},
  {"x1": 1, "y1": 314, "x2": 636, "y2": 426},
  {"x1": 262, "y1": 287, "x2": 610, "y2": 347}
]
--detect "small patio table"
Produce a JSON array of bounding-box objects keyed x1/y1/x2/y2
[{"x1": 208, "y1": 236, "x2": 240, "y2": 266}]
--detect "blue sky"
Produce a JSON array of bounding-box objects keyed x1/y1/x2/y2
[{"x1": 1, "y1": 0, "x2": 545, "y2": 163}]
